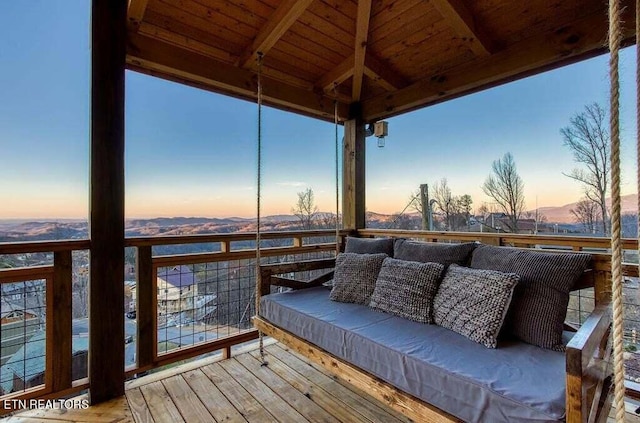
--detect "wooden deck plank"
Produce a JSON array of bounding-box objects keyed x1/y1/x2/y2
[
  {"x1": 161, "y1": 375, "x2": 215, "y2": 423},
  {"x1": 182, "y1": 369, "x2": 247, "y2": 423},
  {"x1": 139, "y1": 381, "x2": 185, "y2": 423},
  {"x1": 7, "y1": 395, "x2": 133, "y2": 423},
  {"x1": 246, "y1": 350, "x2": 374, "y2": 423},
  {"x1": 218, "y1": 359, "x2": 311, "y2": 423},
  {"x1": 201, "y1": 362, "x2": 277, "y2": 423},
  {"x1": 126, "y1": 388, "x2": 154, "y2": 423},
  {"x1": 265, "y1": 344, "x2": 410, "y2": 423},
  {"x1": 235, "y1": 353, "x2": 342, "y2": 423}
]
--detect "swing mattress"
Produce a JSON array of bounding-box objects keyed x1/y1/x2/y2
[{"x1": 260, "y1": 286, "x2": 567, "y2": 423}]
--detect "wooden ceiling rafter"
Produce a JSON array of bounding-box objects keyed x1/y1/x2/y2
[
  {"x1": 127, "y1": 0, "x2": 150, "y2": 32},
  {"x1": 361, "y1": 8, "x2": 636, "y2": 121},
  {"x1": 363, "y1": 53, "x2": 409, "y2": 91},
  {"x1": 352, "y1": 0, "x2": 373, "y2": 101},
  {"x1": 238, "y1": 0, "x2": 315, "y2": 69},
  {"x1": 430, "y1": 0, "x2": 495, "y2": 56},
  {"x1": 127, "y1": 32, "x2": 349, "y2": 122}
]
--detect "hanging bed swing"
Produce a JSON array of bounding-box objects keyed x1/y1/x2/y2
[{"x1": 251, "y1": 1, "x2": 635, "y2": 421}]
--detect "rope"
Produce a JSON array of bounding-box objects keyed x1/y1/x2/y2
[
  {"x1": 255, "y1": 52, "x2": 267, "y2": 365},
  {"x1": 608, "y1": 0, "x2": 625, "y2": 420},
  {"x1": 334, "y1": 85, "x2": 340, "y2": 254}
]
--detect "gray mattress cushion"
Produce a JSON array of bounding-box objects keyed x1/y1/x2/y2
[{"x1": 261, "y1": 287, "x2": 566, "y2": 423}]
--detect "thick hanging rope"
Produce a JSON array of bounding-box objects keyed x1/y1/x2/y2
[
  {"x1": 255, "y1": 52, "x2": 267, "y2": 365},
  {"x1": 608, "y1": 0, "x2": 625, "y2": 420},
  {"x1": 334, "y1": 85, "x2": 340, "y2": 254}
]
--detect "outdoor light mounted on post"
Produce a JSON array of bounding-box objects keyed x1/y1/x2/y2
[{"x1": 374, "y1": 121, "x2": 388, "y2": 148}]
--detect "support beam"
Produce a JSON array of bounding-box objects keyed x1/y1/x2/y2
[
  {"x1": 90, "y1": 0, "x2": 126, "y2": 404},
  {"x1": 317, "y1": 54, "x2": 354, "y2": 92},
  {"x1": 430, "y1": 0, "x2": 494, "y2": 56},
  {"x1": 342, "y1": 112, "x2": 366, "y2": 230},
  {"x1": 352, "y1": 0, "x2": 373, "y2": 101},
  {"x1": 127, "y1": 0, "x2": 149, "y2": 32},
  {"x1": 127, "y1": 33, "x2": 349, "y2": 122},
  {"x1": 239, "y1": 0, "x2": 314, "y2": 68},
  {"x1": 362, "y1": 9, "x2": 636, "y2": 121},
  {"x1": 363, "y1": 54, "x2": 410, "y2": 91}
]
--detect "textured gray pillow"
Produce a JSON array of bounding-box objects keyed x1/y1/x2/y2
[
  {"x1": 329, "y1": 253, "x2": 387, "y2": 305},
  {"x1": 394, "y1": 239, "x2": 477, "y2": 266},
  {"x1": 433, "y1": 264, "x2": 519, "y2": 348},
  {"x1": 470, "y1": 245, "x2": 591, "y2": 351},
  {"x1": 345, "y1": 237, "x2": 394, "y2": 257},
  {"x1": 369, "y1": 258, "x2": 445, "y2": 323}
]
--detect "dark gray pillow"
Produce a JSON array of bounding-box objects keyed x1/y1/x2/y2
[
  {"x1": 345, "y1": 237, "x2": 394, "y2": 257},
  {"x1": 369, "y1": 258, "x2": 445, "y2": 323},
  {"x1": 433, "y1": 264, "x2": 519, "y2": 348},
  {"x1": 394, "y1": 239, "x2": 477, "y2": 266},
  {"x1": 329, "y1": 253, "x2": 387, "y2": 305},
  {"x1": 470, "y1": 245, "x2": 591, "y2": 351}
]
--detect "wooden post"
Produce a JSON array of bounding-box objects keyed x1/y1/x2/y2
[
  {"x1": 52, "y1": 251, "x2": 73, "y2": 392},
  {"x1": 136, "y1": 246, "x2": 154, "y2": 371},
  {"x1": 342, "y1": 106, "x2": 366, "y2": 230},
  {"x1": 90, "y1": 0, "x2": 127, "y2": 403},
  {"x1": 420, "y1": 184, "x2": 429, "y2": 230}
]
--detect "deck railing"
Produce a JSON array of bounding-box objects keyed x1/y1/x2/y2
[{"x1": 1, "y1": 229, "x2": 640, "y2": 409}]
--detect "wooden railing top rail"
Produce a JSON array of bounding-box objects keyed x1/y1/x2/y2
[
  {"x1": 358, "y1": 229, "x2": 638, "y2": 250},
  {"x1": 126, "y1": 229, "x2": 349, "y2": 247},
  {"x1": 0, "y1": 239, "x2": 91, "y2": 255}
]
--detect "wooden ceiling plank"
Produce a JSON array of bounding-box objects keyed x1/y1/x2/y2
[
  {"x1": 361, "y1": 8, "x2": 635, "y2": 121},
  {"x1": 127, "y1": 32, "x2": 348, "y2": 121},
  {"x1": 127, "y1": 0, "x2": 150, "y2": 31},
  {"x1": 363, "y1": 54, "x2": 409, "y2": 91},
  {"x1": 239, "y1": 0, "x2": 315, "y2": 68},
  {"x1": 138, "y1": 22, "x2": 236, "y2": 64},
  {"x1": 430, "y1": 0, "x2": 494, "y2": 56},
  {"x1": 317, "y1": 54, "x2": 354, "y2": 92},
  {"x1": 352, "y1": 0, "x2": 373, "y2": 101}
]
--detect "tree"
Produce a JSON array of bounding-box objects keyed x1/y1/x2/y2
[
  {"x1": 292, "y1": 188, "x2": 318, "y2": 230},
  {"x1": 482, "y1": 152, "x2": 525, "y2": 232},
  {"x1": 458, "y1": 194, "x2": 473, "y2": 230},
  {"x1": 561, "y1": 103, "x2": 610, "y2": 235},
  {"x1": 432, "y1": 179, "x2": 457, "y2": 230},
  {"x1": 570, "y1": 197, "x2": 600, "y2": 234}
]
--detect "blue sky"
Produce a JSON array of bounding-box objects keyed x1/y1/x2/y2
[{"x1": 1, "y1": 1, "x2": 637, "y2": 219}]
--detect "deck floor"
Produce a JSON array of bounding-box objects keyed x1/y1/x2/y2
[{"x1": 5, "y1": 343, "x2": 640, "y2": 423}]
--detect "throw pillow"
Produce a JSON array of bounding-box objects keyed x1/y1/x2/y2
[
  {"x1": 329, "y1": 252, "x2": 387, "y2": 305},
  {"x1": 345, "y1": 236, "x2": 394, "y2": 257},
  {"x1": 369, "y1": 258, "x2": 445, "y2": 323},
  {"x1": 433, "y1": 264, "x2": 519, "y2": 348},
  {"x1": 394, "y1": 239, "x2": 477, "y2": 266},
  {"x1": 470, "y1": 244, "x2": 591, "y2": 351}
]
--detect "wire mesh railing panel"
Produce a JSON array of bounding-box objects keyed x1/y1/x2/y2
[{"x1": 0, "y1": 279, "x2": 47, "y2": 397}]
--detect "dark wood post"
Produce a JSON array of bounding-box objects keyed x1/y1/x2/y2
[
  {"x1": 90, "y1": 0, "x2": 127, "y2": 403},
  {"x1": 342, "y1": 105, "x2": 366, "y2": 231},
  {"x1": 136, "y1": 246, "x2": 154, "y2": 370},
  {"x1": 52, "y1": 251, "x2": 73, "y2": 392}
]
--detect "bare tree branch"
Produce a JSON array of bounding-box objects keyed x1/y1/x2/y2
[{"x1": 482, "y1": 152, "x2": 525, "y2": 232}]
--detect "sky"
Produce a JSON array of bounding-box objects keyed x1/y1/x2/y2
[{"x1": 0, "y1": 1, "x2": 638, "y2": 219}]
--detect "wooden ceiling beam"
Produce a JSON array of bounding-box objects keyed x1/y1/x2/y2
[
  {"x1": 317, "y1": 54, "x2": 354, "y2": 92},
  {"x1": 239, "y1": 0, "x2": 315, "y2": 69},
  {"x1": 361, "y1": 9, "x2": 636, "y2": 121},
  {"x1": 430, "y1": 0, "x2": 494, "y2": 56},
  {"x1": 352, "y1": 0, "x2": 373, "y2": 101},
  {"x1": 127, "y1": 33, "x2": 349, "y2": 122},
  {"x1": 127, "y1": 0, "x2": 149, "y2": 32},
  {"x1": 364, "y1": 54, "x2": 410, "y2": 91}
]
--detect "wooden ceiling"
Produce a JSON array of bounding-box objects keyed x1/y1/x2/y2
[{"x1": 126, "y1": 0, "x2": 636, "y2": 123}]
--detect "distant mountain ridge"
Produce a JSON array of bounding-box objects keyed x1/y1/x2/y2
[{"x1": 533, "y1": 193, "x2": 637, "y2": 223}]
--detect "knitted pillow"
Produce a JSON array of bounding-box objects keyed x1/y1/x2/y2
[
  {"x1": 433, "y1": 264, "x2": 519, "y2": 348},
  {"x1": 369, "y1": 258, "x2": 445, "y2": 323},
  {"x1": 394, "y1": 239, "x2": 477, "y2": 266},
  {"x1": 345, "y1": 237, "x2": 394, "y2": 257},
  {"x1": 329, "y1": 252, "x2": 387, "y2": 305},
  {"x1": 470, "y1": 245, "x2": 591, "y2": 351}
]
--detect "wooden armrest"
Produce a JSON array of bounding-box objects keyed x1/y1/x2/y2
[
  {"x1": 566, "y1": 301, "x2": 611, "y2": 376},
  {"x1": 258, "y1": 258, "x2": 336, "y2": 296}
]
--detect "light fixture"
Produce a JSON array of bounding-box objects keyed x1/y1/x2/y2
[{"x1": 374, "y1": 121, "x2": 388, "y2": 148}]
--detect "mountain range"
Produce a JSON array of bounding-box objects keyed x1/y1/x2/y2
[{"x1": 0, "y1": 194, "x2": 637, "y2": 242}]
